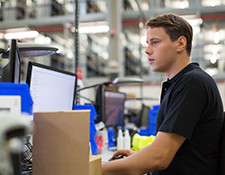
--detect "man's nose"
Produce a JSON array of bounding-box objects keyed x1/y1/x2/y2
[{"x1": 145, "y1": 45, "x2": 152, "y2": 55}]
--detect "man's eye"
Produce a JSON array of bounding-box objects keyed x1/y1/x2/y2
[{"x1": 152, "y1": 41, "x2": 158, "y2": 45}]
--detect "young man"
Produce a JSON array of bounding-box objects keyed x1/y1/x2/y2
[{"x1": 102, "y1": 13, "x2": 224, "y2": 175}]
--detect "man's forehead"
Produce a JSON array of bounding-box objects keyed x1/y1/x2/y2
[
  {"x1": 147, "y1": 26, "x2": 165, "y2": 33},
  {"x1": 147, "y1": 27, "x2": 167, "y2": 38}
]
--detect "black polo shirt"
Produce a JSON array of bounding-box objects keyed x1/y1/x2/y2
[{"x1": 152, "y1": 63, "x2": 224, "y2": 175}]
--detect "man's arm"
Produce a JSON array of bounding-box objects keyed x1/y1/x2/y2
[{"x1": 102, "y1": 131, "x2": 186, "y2": 175}]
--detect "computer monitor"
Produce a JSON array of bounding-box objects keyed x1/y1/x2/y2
[
  {"x1": 103, "y1": 90, "x2": 126, "y2": 127},
  {"x1": 136, "y1": 103, "x2": 150, "y2": 128},
  {"x1": 94, "y1": 85, "x2": 105, "y2": 123},
  {"x1": 26, "y1": 61, "x2": 77, "y2": 112},
  {"x1": 1, "y1": 39, "x2": 21, "y2": 83}
]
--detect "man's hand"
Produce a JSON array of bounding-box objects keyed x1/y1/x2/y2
[{"x1": 112, "y1": 149, "x2": 136, "y2": 158}]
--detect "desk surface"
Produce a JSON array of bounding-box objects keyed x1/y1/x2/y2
[{"x1": 95, "y1": 147, "x2": 116, "y2": 162}]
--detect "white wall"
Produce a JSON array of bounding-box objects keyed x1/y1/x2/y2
[
  {"x1": 119, "y1": 81, "x2": 225, "y2": 110},
  {"x1": 119, "y1": 83, "x2": 161, "y2": 110}
]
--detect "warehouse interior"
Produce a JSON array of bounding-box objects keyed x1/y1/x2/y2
[
  {"x1": 0, "y1": 1, "x2": 225, "y2": 174},
  {"x1": 1, "y1": 0, "x2": 225, "y2": 117},
  {"x1": 1, "y1": 0, "x2": 225, "y2": 107}
]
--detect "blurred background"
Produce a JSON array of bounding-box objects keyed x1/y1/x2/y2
[{"x1": 0, "y1": 0, "x2": 225, "y2": 108}]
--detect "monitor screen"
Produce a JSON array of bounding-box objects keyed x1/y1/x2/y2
[
  {"x1": 26, "y1": 61, "x2": 77, "y2": 112},
  {"x1": 104, "y1": 90, "x2": 126, "y2": 127},
  {"x1": 1, "y1": 39, "x2": 21, "y2": 83}
]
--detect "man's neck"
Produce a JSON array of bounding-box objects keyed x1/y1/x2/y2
[{"x1": 165, "y1": 55, "x2": 191, "y2": 79}]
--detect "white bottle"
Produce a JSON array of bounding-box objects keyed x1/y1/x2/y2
[
  {"x1": 117, "y1": 129, "x2": 124, "y2": 150},
  {"x1": 102, "y1": 128, "x2": 108, "y2": 152},
  {"x1": 124, "y1": 129, "x2": 131, "y2": 149}
]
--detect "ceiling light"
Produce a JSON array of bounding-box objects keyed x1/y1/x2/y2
[
  {"x1": 174, "y1": 1, "x2": 189, "y2": 9},
  {"x1": 206, "y1": 67, "x2": 218, "y2": 76},
  {"x1": 213, "y1": 31, "x2": 220, "y2": 44},
  {"x1": 186, "y1": 18, "x2": 203, "y2": 26},
  {"x1": 210, "y1": 0, "x2": 216, "y2": 6},
  {"x1": 35, "y1": 35, "x2": 51, "y2": 44},
  {"x1": 212, "y1": 44, "x2": 221, "y2": 55},
  {"x1": 79, "y1": 25, "x2": 109, "y2": 34},
  {"x1": 4, "y1": 30, "x2": 39, "y2": 40},
  {"x1": 0, "y1": 33, "x2": 4, "y2": 39},
  {"x1": 210, "y1": 54, "x2": 218, "y2": 64},
  {"x1": 140, "y1": 35, "x2": 147, "y2": 47},
  {"x1": 71, "y1": 21, "x2": 109, "y2": 34}
]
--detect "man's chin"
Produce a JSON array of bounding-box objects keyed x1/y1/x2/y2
[{"x1": 151, "y1": 67, "x2": 159, "y2": 72}]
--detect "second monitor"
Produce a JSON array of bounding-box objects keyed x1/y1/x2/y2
[{"x1": 103, "y1": 90, "x2": 126, "y2": 127}]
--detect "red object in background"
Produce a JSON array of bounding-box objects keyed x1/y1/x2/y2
[
  {"x1": 77, "y1": 67, "x2": 83, "y2": 80},
  {"x1": 94, "y1": 135, "x2": 103, "y2": 150}
]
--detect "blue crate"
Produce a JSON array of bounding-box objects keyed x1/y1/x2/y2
[
  {"x1": 148, "y1": 105, "x2": 159, "y2": 136},
  {"x1": 0, "y1": 83, "x2": 33, "y2": 115},
  {"x1": 74, "y1": 104, "x2": 97, "y2": 122},
  {"x1": 74, "y1": 104, "x2": 98, "y2": 155}
]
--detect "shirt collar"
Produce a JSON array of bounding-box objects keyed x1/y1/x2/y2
[{"x1": 166, "y1": 62, "x2": 199, "y2": 84}]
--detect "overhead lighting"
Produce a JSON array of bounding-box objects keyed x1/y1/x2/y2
[
  {"x1": 212, "y1": 44, "x2": 221, "y2": 55},
  {"x1": 186, "y1": 18, "x2": 203, "y2": 26},
  {"x1": 173, "y1": 0, "x2": 189, "y2": 9},
  {"x1": 206, "y1": 67, "x2": 218, "y2": 76},
  {"x1": 140, "y1": 35, "x2": 147, "y2": 47},
  {"x1": 4, "y1": 30, "x2": 39, "y2": 40},
  {"x1": 210, "y1": 0, "x2": 216, "y2": 6},
  {"x1": 213, "y1": 31, "x2": 220, "y2": 44},
  {"x1": 0, "y1": 33, "x2": 4, "y2": 39},
  {"x1": 34, "y1": 34, "x2": 51, "y2": 44},
  {"x1": 79, "y1": 25, "x2": 109, "y2": 34},
  {"x1": 71, "y1": 21, "x2": 110, "y2": 34},
  {"x1": 210, "y1": 54, "x2": 218, "y2": 64}
]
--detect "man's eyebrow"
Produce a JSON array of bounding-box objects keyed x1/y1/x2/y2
[{"x1": 146, "y1": 38, "x2": 158, "y2": 43}]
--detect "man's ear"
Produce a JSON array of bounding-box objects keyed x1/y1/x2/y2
[{"x1": 176, "y1": 36, "x2": 187, "y2": 53}]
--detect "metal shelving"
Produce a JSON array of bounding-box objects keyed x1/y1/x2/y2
[{"x1": 0, "y1": 0, "x2": 225, "y2": 83}]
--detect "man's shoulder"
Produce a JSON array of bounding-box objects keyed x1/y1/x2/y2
[
  {"x1": 176, "y1": 67, "x2": 216, "y2": 91},
  {"x1": 183, "y1": 66, "x2": 213, "y2": 82}
]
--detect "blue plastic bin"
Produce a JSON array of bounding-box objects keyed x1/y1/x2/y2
[
  {"x1": 148, "y1": 105, "x2": 160, "y2": 136},
  {"x1": 74, "y1": 104, "x2": 97, "y2": 122},
  {"x1": 74, "y1": 104, "x2": 98, "y2": 155},
  {"x1": 107, "y1": 127, "x2": 116, "y2": 148},
  {"x1": 0, "y1": 83, "x2": 33, "y2": 115}
]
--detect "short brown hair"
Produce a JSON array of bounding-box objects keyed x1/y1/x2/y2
[{"x1": 146, "y1": 13, "x2": 193, "y2": 56}]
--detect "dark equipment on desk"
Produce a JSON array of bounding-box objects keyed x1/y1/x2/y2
[
  {"x1": 0, "y1": 42, "x2": 58, "y2": 59},
  {"x1": 1, "y1": 39, "x2": 21, "y2": 83},
  {"x1": 81, "y1": 77, "x2": 144, "y2": 124},
  {"x1": 0, "y1": 117, "x2": 31, "y2": 175},
  {"x1": 21, "y1": 138, "x2": 33, "y2": 175},
  {"x1": 136, "y1": 103, "x2": 150, "y2": 128},
  {"x1": 0, "y1": 39, "x2": 58, "y2": 83}
]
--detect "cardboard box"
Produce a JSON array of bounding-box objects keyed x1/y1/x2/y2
[
  {"x1": 89, "y1": 155, "x2": 102, "y2": 175},
  {"x1": 32, "y1": 110, "x2": 90, "y2": 175}
]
